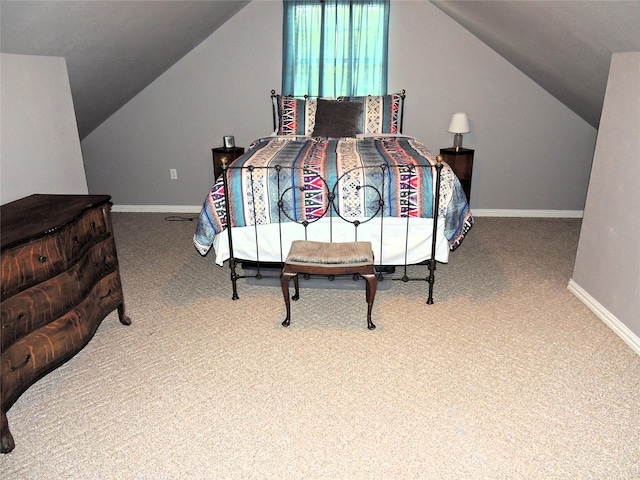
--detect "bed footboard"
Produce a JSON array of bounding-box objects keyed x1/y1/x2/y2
[{"x1": 219, "y1": 155, "x2": 445, "y2": 304}]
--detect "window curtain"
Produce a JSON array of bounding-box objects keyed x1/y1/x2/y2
[{"x1": 282, "y1": 0, "x2": 389, "y2": 97}]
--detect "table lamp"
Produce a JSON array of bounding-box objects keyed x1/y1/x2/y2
[{"x1": 448, "y1": 113, "x2": 470, "y2": 151}]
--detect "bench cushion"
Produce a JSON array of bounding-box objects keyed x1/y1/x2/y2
[{"x1": 285, "y1": 240, "x2": 373, "y2": 266}]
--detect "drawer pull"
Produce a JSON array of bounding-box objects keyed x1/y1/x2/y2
[
  {"x1": 3, "y1": 312, "x2": 25, "y2": 329},
  {"x1": 10, "y1": 354, "x2": 31, "y2": 372},
  {"x1": 90, "y1": 221, "x2": 96, "y2": 228},
  {"x1": 73, "y1": 236, "x2": 80, "y2": 244},
  {"x1": 94, "y1": 255, "x2": 108, "y2": 268},
  {"x1": 39, "y1": 255, "x2": 48, "y2": 263},
  {"x1": 100, "y1": 289, "x2": 112, "y2": 300}
]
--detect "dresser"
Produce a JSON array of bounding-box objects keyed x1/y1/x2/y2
[{"x1": 1, "y1": 194, "x2": 130, "y2": 453}]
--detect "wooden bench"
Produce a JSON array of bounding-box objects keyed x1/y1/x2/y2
[{"x1": 280, "y1": 240, "x2": 378, "y2": 330}]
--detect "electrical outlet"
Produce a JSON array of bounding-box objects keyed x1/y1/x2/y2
[{"x1": 170, "y1": 168, "x2": 177, "y2": 180}]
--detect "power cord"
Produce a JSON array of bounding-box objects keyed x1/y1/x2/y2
[{"x1": 164, "y1": 215, "x2": 198, "y2": 221}]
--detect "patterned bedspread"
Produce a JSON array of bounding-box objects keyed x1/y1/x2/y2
[{"x1": 194, "y1": 136, "x2": 473, "y2": 256}]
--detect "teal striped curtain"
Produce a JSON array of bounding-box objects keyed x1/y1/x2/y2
[{"x1": 282, "y1": 0, "x2": 389, "y2": 97}]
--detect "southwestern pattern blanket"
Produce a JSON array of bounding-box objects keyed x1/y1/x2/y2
[{"x1": 193, "y1": 135, "x2": 473, "y2": 260}]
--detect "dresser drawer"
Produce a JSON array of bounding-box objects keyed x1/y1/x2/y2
[
  {"x1": 1, "y1": 271, "x2": 124, "y2": 409},
  {"x1": 1, "y1": 310, "x2": 95, "y2": 409},
  {"x1": 1, "y1": 237, "x2": 65, "y2": 299},
  {"x1": 59, "y1": 206, "x2": 108, "y2": 262},
  {"x1": 1, "y1": 238, "x2": 119, "y2": 350}
]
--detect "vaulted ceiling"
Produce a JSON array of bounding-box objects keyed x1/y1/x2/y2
[
  {"x1": 2, "y1": 1, "x2": 639, "y2": 139},
  {"x1": 431, "y1": 1, "x2": 640, "y2": 128},
  {"x1": 1, "y1": 1, "x2": 250, "y2": 139}
]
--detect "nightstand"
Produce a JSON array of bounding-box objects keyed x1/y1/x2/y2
[
  {"x1": 439, "y1": 147, "x2": 474, "y2": 204},
  {"x1": 212, "y1": 146, "x2": 244, "y2": 179}
]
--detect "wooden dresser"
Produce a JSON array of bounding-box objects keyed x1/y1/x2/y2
[{"x1": 0, "y1": 194, "x2": 130, "y2": 453}]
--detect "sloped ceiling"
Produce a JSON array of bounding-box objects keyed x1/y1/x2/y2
[
  {"x1": 431, "y1": 1, "x2": 640, "y2": 128},
  {"x1": 2, "y1": 1, "x2": 639, "y2": 139},
  {"x1": 0, "y1": 1, "x2": 250, "y2": 139}
]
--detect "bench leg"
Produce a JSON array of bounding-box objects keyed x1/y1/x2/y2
[
  {"x1": 363, "y1": 273, "x2": 377, "y2": 330},
  {"x1": 281, "y1": 271, "x2": 297, "y2": 327},
  {"x1": 292, "y1": 274, "x2": 300, "y2": 301}
]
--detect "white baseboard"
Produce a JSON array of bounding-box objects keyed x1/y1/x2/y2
[
  {"x1": 112, "y1": 205, "x2": 202, "y2": 213},
  {"x1": 567, "y1": 279, "x2": 640, "y2": 355},
  {"x1": 111, "y1": 205, "x2": 583, "y2": 218},
  {"x1": 472, "y1": 209, "x2": 583, "y2": 218}
]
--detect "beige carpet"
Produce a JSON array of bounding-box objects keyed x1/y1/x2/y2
[{"x1": 2, "y1": 214, "x2": 638, "y2": 479}]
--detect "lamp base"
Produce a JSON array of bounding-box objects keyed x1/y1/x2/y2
[{"x1": 453, "y1": 133, "x2": 464, "y2": 151}]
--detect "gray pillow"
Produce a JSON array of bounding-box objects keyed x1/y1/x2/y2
[{"x1": 312, "y1": 99, "x2": 363, "y2": 138}]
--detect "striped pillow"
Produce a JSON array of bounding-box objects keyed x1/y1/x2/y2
[
  {"x1": 339, "y1": 92, "x2": 404, "y2": 134},
  {"x1": 275, "y1": 95, "x2": 317, "y2": 136}
]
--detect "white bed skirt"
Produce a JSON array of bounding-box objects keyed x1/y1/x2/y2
[{"x1": 206, "y1": 217, "x2": 449, "y2": 266}]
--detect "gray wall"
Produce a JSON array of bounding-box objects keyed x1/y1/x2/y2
[
  {"x1": 1, "y1": 53, "x2": 88, "y2": 204},
  {"x1": 389, "y1": 2, "x2": 596, "y2": 212},
  {"x1": 571, "y1": 52, "x2": 640, "y2": 347},
  {"x1": 81, "y1": 0, "x2": 596, "y2": 212},
  {"x1": 81, "y1": 1, "x2": 280, "y2": 208}
]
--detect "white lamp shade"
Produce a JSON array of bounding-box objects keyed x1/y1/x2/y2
[{"x1": 448, "y1": 113, "x2": 470, "y2": 134}]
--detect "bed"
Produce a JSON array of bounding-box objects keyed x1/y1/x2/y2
[{"x1": 193, "y1": 91, "x2": 473, "y2": 303}]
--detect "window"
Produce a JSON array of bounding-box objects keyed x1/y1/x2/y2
[{"x1": 282, "y1": 0, "x2": 390, "y2": 97}]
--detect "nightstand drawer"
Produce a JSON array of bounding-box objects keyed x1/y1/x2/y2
[{"x1": 212, "y1": 146, "x2": 245, "y2": 179}]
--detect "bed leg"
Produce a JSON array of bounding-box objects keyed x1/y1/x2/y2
[
  {"x1": 221, "y1": 160, "x2": 240, "y2": 300},
  {"x1": 427, "y1": 156, "x2": 443, "y2": 305},
  {"x1": 427, "y1": 259, "x2": 435, "y2": 305},
  {"x1": 229, "y1": 258, "x2": 239, "y2": 300}
]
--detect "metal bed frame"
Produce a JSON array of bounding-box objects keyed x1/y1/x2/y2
[{"x1": 217, "y1": 89, "x2": 444, "y2": 304}]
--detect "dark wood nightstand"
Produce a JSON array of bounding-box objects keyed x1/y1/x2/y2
[
  {"x1": 212, "y1": 146, "x2": 244, "y2": 179},
  {"x1": 439, "y1": 147, "x2": 474, "y2": 204}
]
